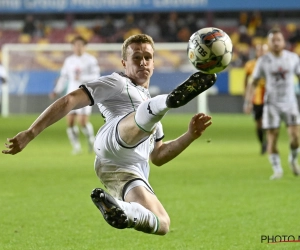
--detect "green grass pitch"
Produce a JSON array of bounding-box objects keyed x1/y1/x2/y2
[{"x1": 1, "y1": 113, "x2": 300, "y2": 250}]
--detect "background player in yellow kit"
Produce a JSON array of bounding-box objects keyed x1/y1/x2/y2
[{"x1": 244, "y1": 43, "x2": 268, "y2": 154}]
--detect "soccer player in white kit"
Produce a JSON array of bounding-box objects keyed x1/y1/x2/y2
[
  {"x1": 0, "y1": 60, "x2": 7, "y2": 113},
  {"x1": 244, "y1": 28, "x2": 300, "y2": 180},
  {"x1": 3, "y1": 34, "x2": 217, "y2": 235},
  {"x1": 50, "y1": 35, "x2": 100, "y2": 154},
  {"x1": 0, "y1": 62, "x2": 6, "y2": 84}
]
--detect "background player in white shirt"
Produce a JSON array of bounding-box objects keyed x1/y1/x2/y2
[
  {"x1": 243, "y1": 43, "x2": 268, "y2": 155},
  {"x1": 0, "y1": 62, "x2": 6, "y2": 85},
  {"x1": 244, "y1": 28, "x2": 300, "y2": 180},
  {"x1": 0, "y1": 59, "x2": 7, "y2": 114},
  {"x1": 3, "y1": 34, "x2": 217, "y2": 235},
  {"x1": 50, "y1": 35, "x2": 100, "y2": 154}
]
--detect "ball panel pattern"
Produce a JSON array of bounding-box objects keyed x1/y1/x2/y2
[{"x1": 187, "y1": 27, "x2": 233, "y2": 74}]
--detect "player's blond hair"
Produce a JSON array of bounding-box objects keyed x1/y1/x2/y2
[{"x1": 121, "y1": 34, "x2": 155, "y2": 60}]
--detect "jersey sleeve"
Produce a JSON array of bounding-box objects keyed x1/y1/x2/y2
[
  {"x1": 252, "y1": 57, "x2": 264, "y2": 80},
  {"x1": 81, "y1": 73, "x2": 123, "y2": 105},
  {"x1": 155, "y1": 122, "x2": 164, "y2": 142},
  {"x1": 294, "y1": 54, "x2": 300, "y2": 76}
]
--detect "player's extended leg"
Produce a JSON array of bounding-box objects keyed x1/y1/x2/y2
[
  {"x1": 266, "y1": 128, "x2": 283, "y2": 180},
  {"x1": 91, "y1": 188, "x2": 129, "y2": 229},
  {"x1": 165, "y1": 72, "x2": 217, "y2": 108},
  {"x1": 91, "y1": 186, "x2": 169, "y2": 235},
  {"x1": 66, "y1": 113, "x2": 81, "y2": 154},
  {"x1": 124, "y1": 186, "x2": 170, "y2": 235},
  {"x1": 256, "y1": 119, "x2": 266, "y2": 154},
  {"x1": 119, "y1": 72, "x2": 217, "y2": 145},
  {"x1": 287, "y1": 125, "x2": 300, "y2": 175},
  {"x1": 254, "y1": 105, "x2": 266, "y2": 154},
  {"x1": 78, "y1": 114, "x2": 95, "y2": 153}
]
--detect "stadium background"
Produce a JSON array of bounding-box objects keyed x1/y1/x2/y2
[
  {"x1": 2, "y1": 2, "x2": 300, "y2": 250},
  {"x1": 1, "y1": 0, "x2": 300, "y2": 115}
]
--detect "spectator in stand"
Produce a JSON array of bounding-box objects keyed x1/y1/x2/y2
[
  {"x1": 99, "y1": 15, "x2": 117, "y2": 42},
  {"x1": 92, "y1": 18, "x2": 102, "y2": 37},
  {"x1": 34, "y1": 20, "x2": 46, "y2": 38},
  {"x1": 288, "y1": 26, "x2": 300, "y2": 44},
  {"x1": 122, "y1": 14, "x2": 142, "y2": 40},
  {"x1": 177, "y1": 26, "x2": 191, "y2": 42},
  {"x1": 185, "y1": 14, "x2": 199, "y2": 35},
  {"x1": 239, "y1": 25, "x2": 252, "y2": 45},
  {"x1": 22, "y1": 15, "x2": 36, "y2": 37},
  {"x1": 143, "y1": 14, "x2": 161, "y2": 42},
  {"x1": 239, "y1": 12, "x2": 249, "y2": 27},
  {"x1": 161, "y1": 12, "x2": 180, "y2": 42}
]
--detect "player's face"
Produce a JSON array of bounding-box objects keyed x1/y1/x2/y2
[
  {"x1": 122, "y1": 43, "x2": 154, "y2": 87},
  {"x1": 268, "y1": 32, "x2": 285, "y2": 54},
  {"x1": 255, "y1": 44, "x2": 268, "y2": 58},
  {"x1": 72, "y1": 40, "x2": 85, "y2": 56}
]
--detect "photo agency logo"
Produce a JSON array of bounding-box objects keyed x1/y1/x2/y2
[{"x1": 261, "y1": 235, "x2": 300, "y2": 244}]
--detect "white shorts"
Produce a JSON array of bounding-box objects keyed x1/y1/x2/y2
[
  {"x1": 262, "y1": 103, "x2": 300, "y2": 129},
  {"x1": 94, "y1": 158, "x2": 154, "y2": 200},
  {"x1": 69, "y1": 106, "x2": 92, "y2": 115},
  {"x1": 93, "y1": 115, "x2": 155, "y2": 200}
]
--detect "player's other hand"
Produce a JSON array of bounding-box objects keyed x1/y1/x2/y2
[
  {"x1": 49, "y1": 92, "x2": 57, "y2": 100},
  {"x1": 188, "y1": 113, "x2": 212, "y2": 140},
  {"x1": 2, "y1": 130, "x2": 33, "y2": 155}
]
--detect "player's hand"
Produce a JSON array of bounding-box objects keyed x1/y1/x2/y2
[
  {"x1": 187, "y1": 113, "x2": 212, "y2": 140},
  {"x1": 49, "y1": 92, "x2": 57, "y2": 100},
  {"x1": 2, "y1": 130, "x2": 34, "y2": 155}
]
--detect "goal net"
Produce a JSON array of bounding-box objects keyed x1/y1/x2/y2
[{"x1": 1, "y1": 42, "x2": 209, "y2": 117}]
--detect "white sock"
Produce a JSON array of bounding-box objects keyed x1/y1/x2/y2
[
  {"x1": 81, "y1": 122, "x2": 95, "y2": 144},
  {"x1": 117, "y1": 200, "x2": 159, "y2": 234},
  {"x1": 134, "y1": 94, "x2": 169, "y2": 132},
  {"x1": 66, "y1": 126, "x2": 81, "y2": 151},
  {"x1": 289, "y1": 148, "x2": 298, "y2": 163},
  {"x1": 268, "y1": 153, "x2": 283, "y2": 174}
]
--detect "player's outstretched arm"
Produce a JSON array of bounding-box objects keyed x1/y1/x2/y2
[
  {"x1": 2, "y1": 88, "x2": 91, "y2": 155},
  {"x1": 243, "y1": 78, "x2": 259, "y2": 114},
  {"x1": 150, "y1": 113, "x2": 212, "y2": 166}
]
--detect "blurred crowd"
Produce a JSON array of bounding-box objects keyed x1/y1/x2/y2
[{"x1": 1, "y1": 11, "x2": 300, "y2": 68}]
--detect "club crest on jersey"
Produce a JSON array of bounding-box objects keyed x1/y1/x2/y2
[{"x1": 272, "y1": 67, "x2": 288, "y2": 81}]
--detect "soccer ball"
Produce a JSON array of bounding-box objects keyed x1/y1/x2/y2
[{"x1": 187, "y1": 27, "x2": 233, "y2": 74}]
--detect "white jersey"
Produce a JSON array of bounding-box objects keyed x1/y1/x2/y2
[
  {"x1": 81, "y1": 72, "x2": 164, "y2": 181},
  {"x1": 0, "y1": 64, "x2": 7, "y2": 83},
  {"x1": 54, "y1": 52, "x2": 100, "y2": 95},
  {"x1": 84, "y1": 72, "x2": 152, "y2": 123},
  {"x1": 252, "y1": 50, "x2": 300, "y2": 110}
]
